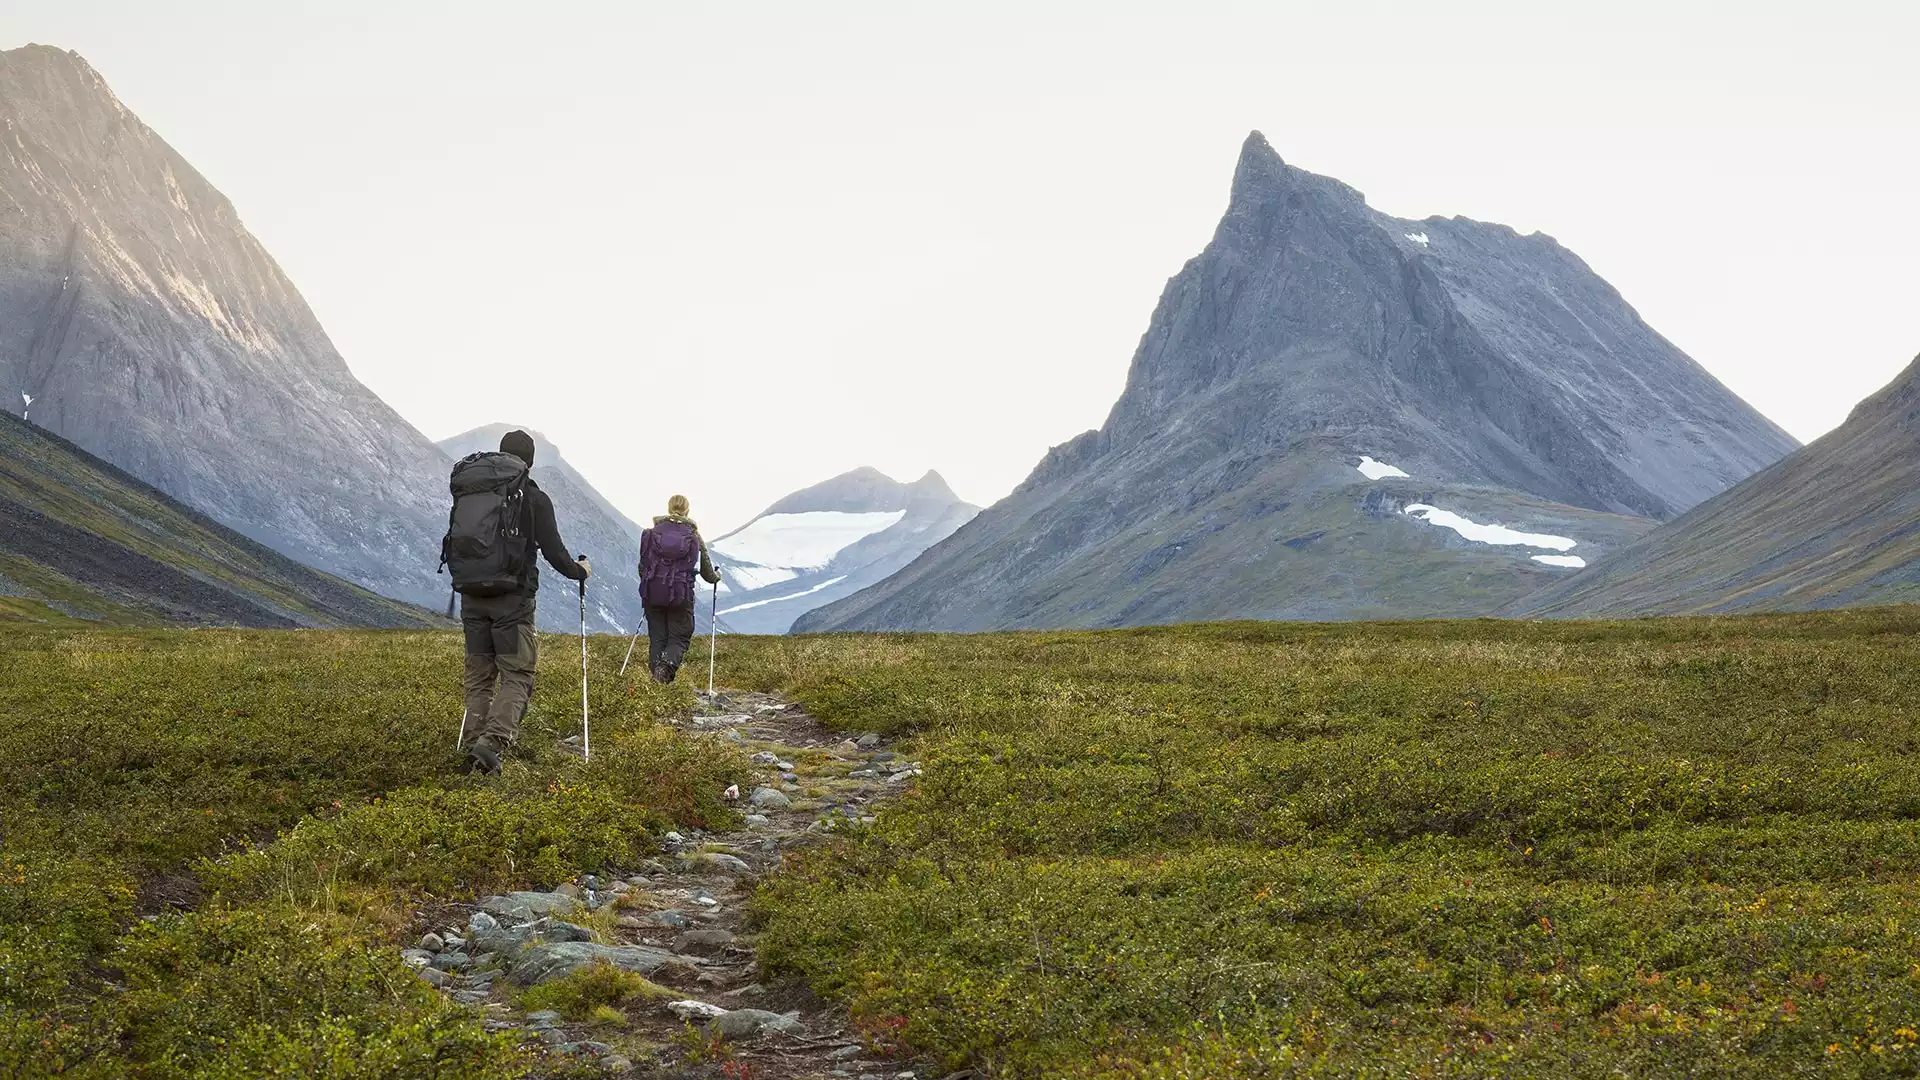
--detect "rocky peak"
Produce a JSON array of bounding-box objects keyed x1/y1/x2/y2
[
  {"x1": 906, "y1": 469, "x2": 960, "y2": 504},
  {"x1": 0, "y1": 46, "x2": 453, "y2": 606}
]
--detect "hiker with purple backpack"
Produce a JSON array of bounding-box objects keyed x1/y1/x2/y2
[{"x1": 638, "y1": 494, "x2": 722, "y2": 683}]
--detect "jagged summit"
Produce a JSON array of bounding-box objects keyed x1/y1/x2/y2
[
  {"x1": 798, "y1": 135, "x2": 1796, "y2": 633},
  {"x1": 758, "y1": 466, "x2": 961, "y2": 518}
]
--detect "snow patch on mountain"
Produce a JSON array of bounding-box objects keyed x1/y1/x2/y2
[
  {"x1": 1405, "y1": 505, "x2": 1578, "y2": 552},
  {"x1": 1531, "y1": 554, "x2": 1587, "y2": 568},
  {"x1": 1356, "y1": 455, "x2": 1409, "y2": 480},
  {"x1": 722, "y1": 563, "x2": 799, "y2": 591},
  {"x1": 719, "y1": 575, "x2": 849, "y2": 616}
]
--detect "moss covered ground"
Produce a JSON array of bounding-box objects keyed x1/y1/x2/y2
[
  {"x1": 719, "y1": 608, "x2": 1920, "y2": 1078},
  {"x1": 8, "y1": 608, "x2": 1920, "y2": 1077},
  {"x1": 1, "y1": 627, "x2": 747, "y2": 1077}
]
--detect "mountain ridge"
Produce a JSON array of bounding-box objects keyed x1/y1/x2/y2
[
  {"x1": 0, "y1": 407, "x2": 444, "y2": 628},
  {"x1": 0, "y1": 44, "x2": 453, "y2": 607},
  {"x1": 1509, "y1": 351, "x2": 1920, "y2": 618}
]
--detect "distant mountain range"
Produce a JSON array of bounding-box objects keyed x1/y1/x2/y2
[
  {"x1": 13, "y1": 47, "x2": 1896, "y2": 635},
  {"x1": 0, "y1": 408, "x2": 441, "y2": 628},
  {"x1": 436, "y1": 425, "x2": 645, "y2": 634},
  {"x1": 1512, "y1": 351, "x2": 1920, "y2": 617},
  {"x1": 0, "y1": 45, "x2": 450, "y2": 609},
  {"x1": 798, "y1": 133, "x2": 1798, "y2": 632},
  {"x1": 709, "y1": 468, "x2": 976, "y2": 634}
]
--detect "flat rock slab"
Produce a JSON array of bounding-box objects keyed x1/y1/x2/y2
[
  {"x1": 478, "y1": 891, "x2": 580, "y2": 922},
  {"x1": 508, "y1": 941, "x2": 684, "y2": 986},
  {"x1": 709, "y1": 1007, "x2": 805, "y2": 1039}
]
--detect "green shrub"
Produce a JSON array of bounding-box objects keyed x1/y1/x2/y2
[
  {"x1": 203, "y1": 781, "x2": 659, "y2": 902},
  {"x1": 515, "y1": 961, "x2": 678, "y2": 1021},
  {"x1": 729, "y1": 609, "x2": 1920, "y2": 1077},
  {"x1": 110, "y1": 908, "x2": 527, "y2": 1079},
  {"x1": 0, "y1": 625, "x2": 743, "y2": 1075}
]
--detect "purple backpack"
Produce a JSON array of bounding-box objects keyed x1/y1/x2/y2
[{"x1": 641, "y1": 520, "x2": 699, "y2": 607}]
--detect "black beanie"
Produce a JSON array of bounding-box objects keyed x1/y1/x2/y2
[{"x1": 500, "y1": 429, "x2": 535, "y2": 466}]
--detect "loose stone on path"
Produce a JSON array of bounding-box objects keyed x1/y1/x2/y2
[{"x1": 403, "y1": 688, "x2": 928, "y2": 1077}]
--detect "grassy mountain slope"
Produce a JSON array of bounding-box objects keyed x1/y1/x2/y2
[
  {"x1": 1513, "y1": 352, "x2": 1920, "y2": 617},
  {"x1": 0, "y1": 409, "x2": 444, "y2": 628}
]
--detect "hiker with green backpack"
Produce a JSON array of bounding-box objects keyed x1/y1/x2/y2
[
  {"x1": 638, "y1": 494, "x2": 722, "y2": 683},
  {"x1": 440, "y1": 429, "x2": 590, "y2": 774}
]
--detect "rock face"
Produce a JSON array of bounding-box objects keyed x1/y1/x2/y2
[
  {"x1": 0, "y1": 45, "x2": 452, "y2": 607},
  {"x1": 797, "y1": 133, "x2": 1797, "y2": 632},
  {"x1": 708, "y1": 467, "x2": 976, "y2": 633},
  {"x1": 1511, "y1": 351, "x2": 1920, "y2": 617},
  {"x1": 0, "y1": 407, "x2": 443, "y2": 628},
  {"x1": 437, "y1": 424, "x2": 643, "y2": 633}
]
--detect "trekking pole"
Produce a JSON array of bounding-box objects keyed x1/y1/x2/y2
[
  {"x1": 452, "y1": 586, "x2": 466, "y2": 752},
  {"x1": 577, "y1": 558, "x2": 591, "y2": 762},
  {"x1": 707, "y1": 578, "x2": 719, "y2": 697},
  {"x1": 619, "y1": 619, "x2": 642, "y2": 676}
]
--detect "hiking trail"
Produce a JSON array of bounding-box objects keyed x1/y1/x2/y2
[{"x1": 406, "y1": 689, "x2": 954, "y2": 1080}]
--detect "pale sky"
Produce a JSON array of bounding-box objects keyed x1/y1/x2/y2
[{"x1": 6, "y1": 1, "x2": 1917, "y2": 533}]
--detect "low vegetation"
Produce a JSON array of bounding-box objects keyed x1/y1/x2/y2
[
  {"x1": 717, "y1": 608, "x2": 1920, "y2": 1077},
  {"x1": 0, "y1": 626, "x2": 747, "y2": 1077},
  {"x1": 8, "y1": 608, "x2": 1920, "y2": 1076}
]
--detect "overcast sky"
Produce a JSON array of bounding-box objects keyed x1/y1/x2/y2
[{"x1": 5, "y1": 1, "x2": 1916, "y2": 533}]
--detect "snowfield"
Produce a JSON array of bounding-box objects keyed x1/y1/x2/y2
[
  {"x1": 1404, "y1": 504, "x2": 1579, "y2": 553},
  {"x1": 718, "y1": 575, "x2": 849, "y2": 616},
  {"x1": 712, "y1": 510, "x2": 906, "y2": 571},
  {"x1": 720, "y1": 563, "x2": 799, "y2": 591}
]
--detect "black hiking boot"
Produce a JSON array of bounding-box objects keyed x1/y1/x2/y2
[{"x1": 462, "y1": 737, "x2": 502, "y2": 776}]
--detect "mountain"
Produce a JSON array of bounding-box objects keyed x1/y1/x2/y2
[
  {"x1": 0, "y1": 407, "x2": 442, "y2": 627},
  {"x1": 708, "y1": 467, "x2": 977, "y2": 634},
  {"x1": 1510, "y1": 351, "x2": 1920, "y2": 617},
  {"x1": 436, "y1": 424, "x2": 643, "y2": 633},
  {"x1": 796, "y1": 133, "x2": 1796, "y2": 632},
  {"x1": 0, "y1": 45, "x2": 451, "y2": 606}
]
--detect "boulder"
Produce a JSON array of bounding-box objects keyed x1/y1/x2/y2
[{"x1": 748, "y1": 787, "x2": 792, "y2": 810}]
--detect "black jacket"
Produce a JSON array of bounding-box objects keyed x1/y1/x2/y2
[{"x1": 521, "y1": 478, "x2": 587, "y2": 594}]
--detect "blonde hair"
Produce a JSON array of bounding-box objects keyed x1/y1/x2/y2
[{"x1": 667, "y1": 494, "x2": 690, "y2": 517}]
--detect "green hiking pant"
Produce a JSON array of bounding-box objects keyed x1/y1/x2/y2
[{"x1": 461, "y1": 591, "x2": 538, "y2": 748}]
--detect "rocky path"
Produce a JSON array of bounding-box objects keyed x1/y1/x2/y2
[{"x1": 403, "y1": 690, "x2": 953, "y2": 1080}]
